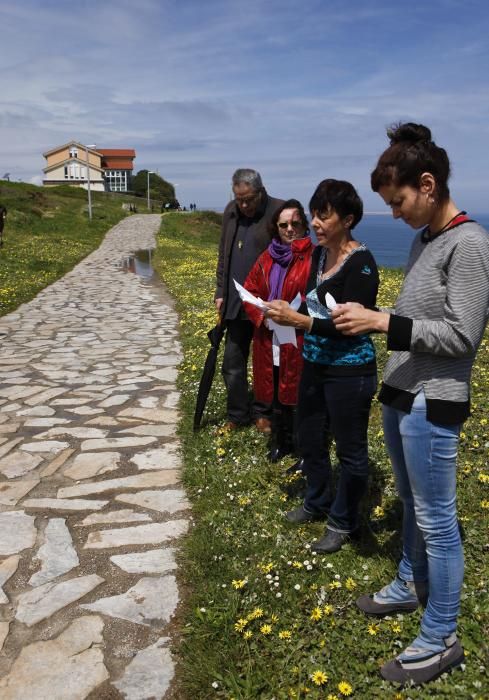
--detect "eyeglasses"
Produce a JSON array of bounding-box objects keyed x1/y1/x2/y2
[
  {"x1": 277, "y1": 220, "x2": 303, "y2": 230},
  {"x1": 235, "y1": 192, "x2": 261, "y2": 205}
]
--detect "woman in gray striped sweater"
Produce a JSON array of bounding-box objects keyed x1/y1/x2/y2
[{"x1": 332, "y1": 123, "x2": 489, "y2": 686}]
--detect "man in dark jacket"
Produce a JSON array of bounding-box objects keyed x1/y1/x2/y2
[{"x1": 215, "y1": 169, "x2": 283, "y2": 430}]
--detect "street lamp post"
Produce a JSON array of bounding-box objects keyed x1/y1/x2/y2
[
  {"x1": 85, "y1": 144, "x2": 97, "y2": 220},
  {"x1": 147, "y1": 171, "x2": 155, "y2": 211}
]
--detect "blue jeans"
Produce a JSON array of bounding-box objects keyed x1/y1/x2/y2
[
  {"x1": 297, "y1": 362, "x2": 376, "y2": 531},
  {"x1": 382, "y1": 390, "x2": 463, "y2": 644}
]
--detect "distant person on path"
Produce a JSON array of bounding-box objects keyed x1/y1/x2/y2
[
  {"x1": 332, "y1": 123, "x2": 489, "y2": 685},
  {"x1": 0, "y1": 205, "x2": 6, "y2": 247},
  {"x1": 243, "y1": 199, "x2": 314, "y2": 462},
  {"x1": 215, "y1": 168, "x2": 283, "y2": 431},
  {"x1": 265, "y1": 180, "x2": 379, "y2": 551}
]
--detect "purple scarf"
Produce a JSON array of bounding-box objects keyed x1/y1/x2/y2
[{"x1": 267, "y1": 237, "x2": 293, "y2": 301}]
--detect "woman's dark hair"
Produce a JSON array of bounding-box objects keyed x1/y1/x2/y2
[
  {"x1": 268, "y1": 198, "x2": 309, "y2": 237},
  {"x1": 371, "y1": 122, "x2": 451, "y2": 202},
  {"x1": 309, "y1": 179, "x2": 363, "y2": 230}
]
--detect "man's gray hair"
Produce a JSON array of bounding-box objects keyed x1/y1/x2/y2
[{"x1": 232, "y1": 168, "x2": 263, "y2": 192}]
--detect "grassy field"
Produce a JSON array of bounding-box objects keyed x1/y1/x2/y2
[
  {"x1": 0, "y1": 180, "x2": 145, "y2": 316},
  {"x1": 155, "y1": 213, "x2": 489, "y2": 700}
]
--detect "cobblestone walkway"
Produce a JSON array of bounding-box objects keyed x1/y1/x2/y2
[{"x1": 0, "y1": 215, "x2": 188, "y2": 699}]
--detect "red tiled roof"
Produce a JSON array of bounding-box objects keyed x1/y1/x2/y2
[
  {"x1": 98, "y1": 149, "x2": 136, "y2": 157},
  {"x1": 102, "y1": 158, "x2": 135, "y2": 170}
]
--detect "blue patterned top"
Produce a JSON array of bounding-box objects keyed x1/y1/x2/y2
[{"x1": 302, "y1": 246, "x2": 378, "y2": 373}]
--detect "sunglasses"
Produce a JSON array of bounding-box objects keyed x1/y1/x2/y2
[
  {"x1": 235, "y1": 192, "x2": 261, "y2": 205},
  {"x1": 277, "y1": 220, "x2": 303, "y2": 230}
]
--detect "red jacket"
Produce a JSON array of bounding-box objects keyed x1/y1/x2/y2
[{"x1": 243, "y1": 236, "x2": 314, "y2": 405}]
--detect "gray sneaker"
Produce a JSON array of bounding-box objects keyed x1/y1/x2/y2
[
  {"x1": 380, "y1": 635, "x2": 464, "y2": 685},
  {"x1": 356, "y1": 576, "x2": 427, "y2": 616}
]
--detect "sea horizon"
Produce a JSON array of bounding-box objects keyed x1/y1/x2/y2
[{"x1": 199, "y1": 209, "x2": 489, "y2": 269}]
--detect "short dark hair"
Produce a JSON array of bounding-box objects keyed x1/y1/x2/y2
[
  {"x1": 309, "y1": 179, "x2": 363, "y2": 230},
  {"x1": 268, "y1": 198, "x2": 309, "y2": 237},
  {"x1": 371, "y1": 122, "x2": 451, "y2": 202}
]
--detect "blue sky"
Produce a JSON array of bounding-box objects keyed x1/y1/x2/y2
[{"x1": 2, "y1": 0, "x2": 489, "y2": 211}]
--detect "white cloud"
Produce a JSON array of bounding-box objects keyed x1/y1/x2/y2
[{"x1": 0, "y1": 0, "x2": 489, "y2": 210}]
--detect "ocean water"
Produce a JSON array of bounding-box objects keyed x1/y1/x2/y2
[
  {"x1": 349, "y1": 213, "x2": 489, "y2": 269},
  {"x1": 207, "y1": 208, "x2": 489, "y2": 269}
]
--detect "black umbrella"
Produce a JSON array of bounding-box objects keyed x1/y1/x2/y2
[{"x1": 193, "y1": 320, "x2": 226, "y2": 431}]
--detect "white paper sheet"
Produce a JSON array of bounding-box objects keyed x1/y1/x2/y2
[
  {"x1": 233, "y1": 280, "x2": 269, "y2": 311},
  {"x1": 325, "y1": 292, "x2": 337, "y2": 310},
  {"x1": 235, "y1": 280, "x2": 302, "y2": 347}
]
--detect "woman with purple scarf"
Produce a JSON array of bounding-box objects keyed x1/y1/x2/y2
[{"x1": 244, "y1": 199, "x2": 314, "y2": 463}]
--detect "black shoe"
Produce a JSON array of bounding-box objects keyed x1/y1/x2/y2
[
  {"x1": 380, "y1": 635, "x2": 464, "y2": 686},
  {"x1": 280, "y1": 459, "x2": 306, "y2": 497},
  {"x1": 311, "y1": 528, "x2": 350, "y2": 554},
  {"x1": 285, "y1": 505, "x2": 325, "y2": 524},
  {"x1": 356, "y1": 593, "x2": 419, "y2": 616},
  {"x1": 285, "y1": 458, "x2": 304, "y2": 476},
  {"x1": 268, "y1": 446, "x2": 293, "y2": 463}
]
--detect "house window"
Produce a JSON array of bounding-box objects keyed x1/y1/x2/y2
[
  {"x1": 69, "y1": 147, "x2": 78, "y2": 158},
  {"x1": 64, "y1": 166, "x2": 68, "y2": 178},
  {"x1": 105, "y1": 169, "x2": 129, "y2": 192}
]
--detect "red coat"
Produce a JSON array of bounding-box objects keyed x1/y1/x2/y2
[{"x1": 243, "y1": 236, "x2": 314, "y2": 405}]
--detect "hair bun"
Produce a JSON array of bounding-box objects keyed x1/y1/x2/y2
[{"x1": 387, "y1": 122, "x2": 432, "y2": 146}]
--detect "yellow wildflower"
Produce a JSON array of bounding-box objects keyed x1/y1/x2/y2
[
  {"x1": 311, "y1": 670, "x2": 329, "y2": 686},
  {"x1": 345, "y1": 577, "x2": 357, "y2": 590},
  {"x1": 372, "y1": 505, "x2": 384, "y2": 518},
  {"x1": 478, "y1": 473, "x2": 489, "y2": 483},
  {"x1": 329, "y1": 580, "x2": 341, "y2": 590},
  {"x1": 234, "y1": 618, "x2": 248, "y2": 632},
  {"x1": 243, "y1": 630, "x2": 253, "y2": 640},
  {"x1": 323, "y1": 604, "x2": 334, "y2": 615},
  {"x1": 259, "y1": 562, "x2": 274, "y2": 574},
  {"x1": 338, "y1": 680, "x2": 353, "y2": 696},
  {"x1": 271, "y1": 613, "x2": 279, "y2": 623},
  {"x1": 292, "y1": 561, "x2": 303, "y2": 569},
  {"x1": 481, "y1": 500, "x2": 489, "y2": 509},
  {"x1": 310, "y1": 607, "x2": 323, "y2": 621},
  {"x1": 391, "y1": 622, "x2": 402, "y2": 633},
  {"x1": 232, "y1": 579, "x2": 246, "y2": 589},
  {"x1": 249, "y1": 607, "x2": 264, "y2": 619},
  {"x1": 260, "y1": 624, "x2": 272, "y2": 635},
  {"x1": 368, "y1": 623, "x2": 379, "y2": 635},
  {"x1": 279, "y1": 630, "x2": 292, "y2": 640},
  {"x1": 216, "y1": 447, "x2": 225, "y2": 457}
]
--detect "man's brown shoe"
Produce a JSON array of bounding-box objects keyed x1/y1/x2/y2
[
  {"x1": 255, "y1": 417, "x2": 272, "y2": 434},
  {"x1": 223, "y1": 421, "x2": 242, "y2": 431}
]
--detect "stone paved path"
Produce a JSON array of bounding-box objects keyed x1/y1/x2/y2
[{"x1": 0, "y1": 215, "x2": 188, "y2": 699}]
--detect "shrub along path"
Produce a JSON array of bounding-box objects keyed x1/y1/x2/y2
[{"x1": 0, "y1": 215, "x2": 186, "y2": 698}]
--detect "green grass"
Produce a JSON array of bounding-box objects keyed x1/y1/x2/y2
[
  {"x1": 154, "y1": 213, "x2": 489, "y2": 700},
  {"x1": 0, "y1": 180, "x2": 148, "y2": 316}
]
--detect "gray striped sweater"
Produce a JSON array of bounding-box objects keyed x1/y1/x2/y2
[{"x1": 379, "y1": 220, "x2": 489, "y2": 423}]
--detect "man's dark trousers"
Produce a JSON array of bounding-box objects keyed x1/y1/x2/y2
[{"x1": 222, "y1": 318, "x2": 269, "y2": 425}]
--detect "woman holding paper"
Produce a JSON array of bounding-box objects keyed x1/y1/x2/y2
[
  {"x1": 243, "y1": 199, "x2": 314, "y2": 463},
  {"x1": 265, "y1": 180, "x2": 379, "y2": 552},
  {"x1": 330, "y1": 123, "x2": 489, "y2": 685}
]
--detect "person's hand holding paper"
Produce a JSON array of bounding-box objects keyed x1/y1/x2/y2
[{"x1": 235, "y1": 279, "x2": 302, "y2": 346}]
